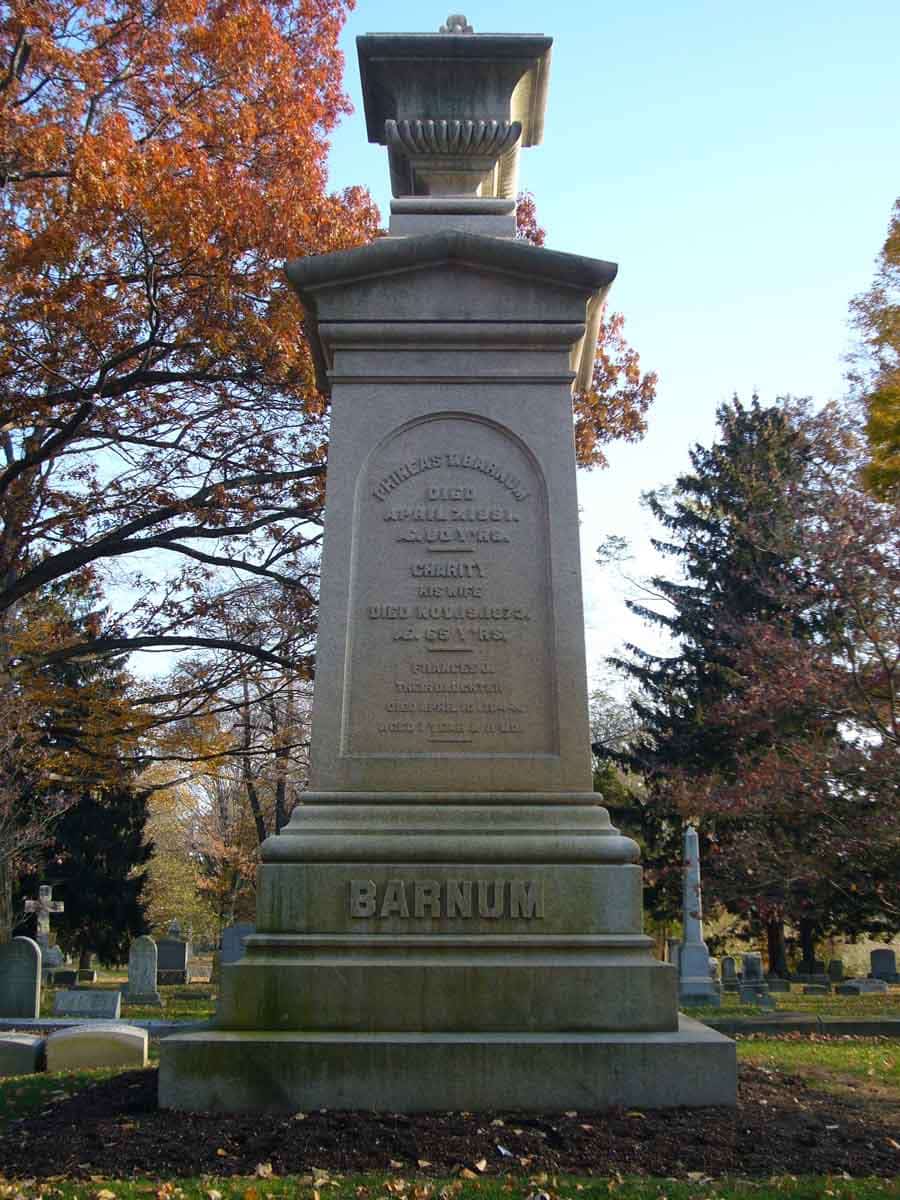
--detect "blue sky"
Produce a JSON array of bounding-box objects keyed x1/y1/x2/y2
[{"x1": 326, "y1": 1, "x2": 900, "y2": 683}]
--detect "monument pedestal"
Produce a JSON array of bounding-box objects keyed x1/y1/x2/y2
[{"x1": 160, "y1": 20, "x2": 735, "y2": 1111}]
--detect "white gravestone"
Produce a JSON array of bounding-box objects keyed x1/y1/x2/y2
[
  {"x1": 678, "y1": 826, "x2": 720, "y2": 1007},
  {"x1": 46, "y1": 1023, "x2": 147, "y2": 1072},
  {"x1": 127, "y1": 936, "x2": 161, "y2": 1006},
  {"x1": 0, "y1": 937, "x2": 41, "y2": 1018},
  {"x1": 160, "y1": 16, "x2": 736, "y2": 1114}
]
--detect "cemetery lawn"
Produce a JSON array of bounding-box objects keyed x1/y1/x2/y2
[
  {"x1": 0, "y1": 1178, "x2": 896, "y2": 1200},
  {"x1": 738, "y1": 1034, "x2": 900, "y2": 1092},
  {"x1": 690, "y1": 990, "x2": 900, "y2": 1020},
  {"x1": 1, "y1": 1043, "x2": 899, "y2": 1181}
]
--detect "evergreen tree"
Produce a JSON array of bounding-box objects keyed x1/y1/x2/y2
[
  {"x1": 610, "y1": 398, "x2": 883, "y2": 969},
  {"x1": 18, "y1": 785, "x2": 152, "y2": 968}
]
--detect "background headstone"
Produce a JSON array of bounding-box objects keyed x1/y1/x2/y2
[
  {"x1": 870, "y1": 948, "x2": 899, "y2": 982},
  {"x1": 837, "y1": 979, "x2": 888, "y2": 995},
  {"x1": 741, "y1": 953, "x2": 765, "y2": 983},
  {"x1": 127, "y1": 936, "x2": 161, "y2": 1006},
  {"x1": 721, "y1": 955, "x2": 738, "y2": 992},
  {"x1": 678, "y1": 826, "x2": 720, "y2": 1007},
  {"x1": 46, "y1": 1023, "x2": 147, "y2": 1072},
  {"x1": 0, "y1": 1034, "x2": 45, "y2": 1077},
  {"x1": 827, "y1": 958, "x2": 844, "y2": 982},
  {"x1": 221, "y1": 923, "x2": 255, "y2": 966},
  {"x1": 53, "y1": 989, "x2": 121, "y2": 1019},
  {"x1": 0, "y1": 937, "x2": 41, "y2": 1019},
  {"x1": 51, "y1": 969, "x2": 77, "y2": 987},
  {"x1": 157, "y1": 935, "x2": 190, "y2": 985}
]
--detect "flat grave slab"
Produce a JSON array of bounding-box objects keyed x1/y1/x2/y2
[{"x1": 53, "y1": 989, "x2": 121, "y2": 1020}]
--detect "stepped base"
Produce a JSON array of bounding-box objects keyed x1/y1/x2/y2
[{"x1": 159, "y1": 1017, "x2": 735, "y2": 1112}]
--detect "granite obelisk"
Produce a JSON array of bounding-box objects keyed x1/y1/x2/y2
[{"x1": 160, "y1": 17, "x2": 735, "y2": 1112}]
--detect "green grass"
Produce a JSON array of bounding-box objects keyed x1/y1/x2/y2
[
  {"x1": 39, "y1": 981, "x2": 216, "y2": 1023},
  {"x1": 687, "y1": 987, "x2": 900, "y2": 1021},
  {"x1": 737, "y1": 1034, "x2": 900, "y2": 1089},
  {"x1": 0, "y1": 1065, "x2": 127, "y2": 1126},
  {"x1": 0, "y1": 1176, "x2": 896, "y2": 1200}
]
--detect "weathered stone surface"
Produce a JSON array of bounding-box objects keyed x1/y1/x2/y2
[
  {"x1": 678, "y1": 826, "x2": 718, "y2": 1007},
  {"x1": 161, "y1": 16, "x2": 734, "y2": 1113},
  {"x1": 127, "y1": 936, "x2": 161, "y2": 1006},
  {"x1": 46, "y1": 1023, "x2": 147, "y2": 1072},
  {"x1": 803, "y1": 984, "x2": 831, "y2": 995},
  {"x1": 0, "y1": 1034, "x2": 45, "y2": 1077},
  {"x1": 157, "y1": 936, "x2": 190, "y2": 985},
  {"x1": 221, "y1": 923, "x2": 254, "y2": 965},
  {"x1": 0, "y1": 937, "x2": 41, "y2": 1019},
  {"x1": 53, "y1": 989, "x2": 121, "y2": 1019},
  {"x1": 160, "y1": 1017, "x2": 736, "y2": 1113},
  {"x1": 870, "y1": 948, "x2": 899, "y2": 982},
  {"x1": 837, "y1": 979, "x2": 889, "y2": 995}
]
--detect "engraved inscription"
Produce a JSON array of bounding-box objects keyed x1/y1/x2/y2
[
  {"x1": 349, "y1": 879, "x2": 545, "y2": 920},
  {"x1": 345, "y1": 415, "x2": 556, "y2": 755}
]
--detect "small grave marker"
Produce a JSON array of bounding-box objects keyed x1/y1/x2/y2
[
  {"x1": 0, "y1": 937, "x2": 41, "y2": 1018},
  {"x1": 53, "y1": 989, "x2": 121, "y2": 1019}
]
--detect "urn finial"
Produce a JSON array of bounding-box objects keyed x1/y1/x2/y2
[{"x1": 440, "y1": 14, "x2": 474, "y2": 33}]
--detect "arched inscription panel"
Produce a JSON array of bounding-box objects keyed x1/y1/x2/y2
[{"x1": 344, "y1": 414, "x2": 558, "y2": 757}]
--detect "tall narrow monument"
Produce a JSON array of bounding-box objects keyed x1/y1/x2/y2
[{"x1": 160, "y1": 17, "x2": 735, "y2": 1112}]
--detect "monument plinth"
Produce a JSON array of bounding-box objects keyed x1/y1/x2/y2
[{"x1": 160, "y1": 16, "x2": 736, "y2": 1112}]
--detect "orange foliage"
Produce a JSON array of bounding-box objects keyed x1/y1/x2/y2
[
  {"x1": 0, "y1": 0, "x2": 378, "y2": 661},
  {"x1": 515, "y1": 192, "x2": 656, "y2": 467}
]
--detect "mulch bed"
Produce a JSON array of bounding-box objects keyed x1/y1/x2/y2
[{"x1": 2, "y1": 1064, "x2": 898, "y2": 1180}]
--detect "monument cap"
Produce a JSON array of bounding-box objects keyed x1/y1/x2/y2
[{"x1": 358, "y1": 17, "x2": 552, "y2": 235}]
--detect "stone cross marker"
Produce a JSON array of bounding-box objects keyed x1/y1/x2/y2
[
  {"x1": 160, "y1": 15, "x2": 736, "y2": 1114},
  {"x1": 24, "y1": 884, "x2": 64, "y2": 953},
  {"x1": 0, "y1": 937, "x2": 41, "y2": 1018}
]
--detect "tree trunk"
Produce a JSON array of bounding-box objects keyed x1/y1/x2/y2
[
  {"x1": 0, "y1": 858, "x2": 12, "y2": 944},
  {"x1": 765, "y1": 915, "x2": 789, "y2": 977},
  {"x1": 798, "y1": 918, "x2": 818, "y2": 972}
]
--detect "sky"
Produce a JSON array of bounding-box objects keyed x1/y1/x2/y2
[{"x1": 324, "y1": 0, "x2": 900, "y2": 686}]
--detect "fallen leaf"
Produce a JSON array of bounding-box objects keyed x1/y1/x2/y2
[
  {"x1": 473, "y1": 1160, "x2": 487, "y2": 1174},
  {"x1": 458, "y1": 1170, "x2": 478, "y2": 1181},
  {"x1": 389, "y1": 1161, "x2": 404, "y2": 1170},
  {"x1": 206, "y1": 1192, "x2": 222, "y2": 1200},
  {"x1": 255, "y1": 1165, "x2": 274, "y2": 1179},
  {"x1": 625, "y1": 1111, "x2": 646, "y2": 1120},
  {"x1": 417, "y1": 1161, "x2": 432, "y2": 1169},
  {"x1": 215, "y1": 1150, "x2": 227, "y2": 1158}
]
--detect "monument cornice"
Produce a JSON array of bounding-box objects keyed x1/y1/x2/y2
[{"x1": 286, "y1": 231, "x2": 618, "y2": 394}]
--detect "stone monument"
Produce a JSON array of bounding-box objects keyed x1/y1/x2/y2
[
  {"x1": 0, "y1": 937, "x2": 41, "y2": 1018},
  {"x1": 24, "y1": 884, "x2": 64, "y2": 977},
  {"x1": 677, "y1": 826, "x2": 720, "y2": 1008},
  {"x1": 160, "y1": 16, "x2": 735, "y2": 1112},
  {"x1": 126, "y1": 936, "x2": 162, "y2": 1006}
]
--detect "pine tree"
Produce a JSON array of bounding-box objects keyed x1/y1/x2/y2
[
  {"x1": 18, "y1": 785, "x2": 152, "y2": 968},
  {"x1": 613, "y1": 399, "x2": 833, "y2": 968}
]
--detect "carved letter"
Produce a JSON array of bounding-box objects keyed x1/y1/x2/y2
[
  {"x1": 510, "y1": 880, "x2": 544, "y2": 919},
  {"x1": 414, "y1": 880, "x2": 442, "y2": 918},
  {"x1": 477, "y1": 880, "x2": 504, "y2": 918},
  {"x1": 380, "y1": 880, "x2": 410, "y2": 918},
  {"x1": 349, "y1": 880, "x2": 377, "y2": 918},
  {"x1": 446, "y1": 880, "x2": 472, "y2": 918}
]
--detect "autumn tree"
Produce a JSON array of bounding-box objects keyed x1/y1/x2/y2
[
  {"x1": 516, "y1": 192, "x2": 657, "y2": 467},
  {"x1": 850, "y1": 198, "x2": 900, "y2": 498},
  {"x1": 613, "y1": 397, "x2": 900, "y2": 968},
  {"x1": 0, "y1": 0, "x2": 379, "y2": 687}
]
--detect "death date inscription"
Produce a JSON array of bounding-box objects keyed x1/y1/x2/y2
[{"x1": 345, "y1": 422, "x2": 556, "y2": 757}]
